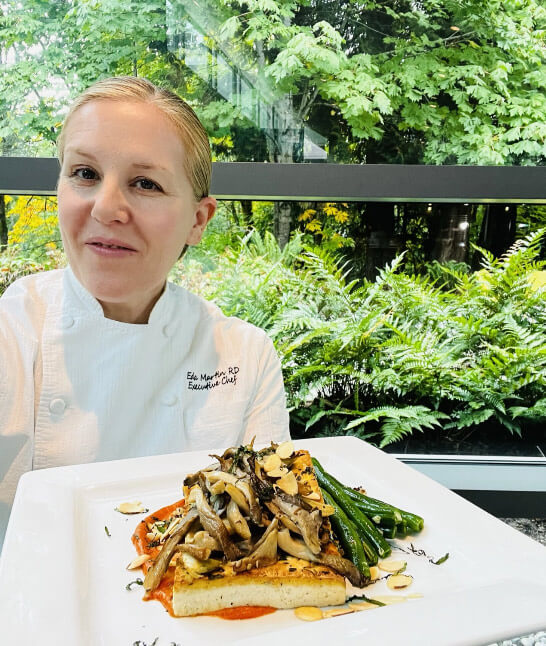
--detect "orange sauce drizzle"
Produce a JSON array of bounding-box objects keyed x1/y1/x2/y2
[
  {"x1": 206, "y1": 606, "x2": 276, "y2": 620},
  {"x1": 131, "y1": 499, "x2": 276, "y2": 620}
]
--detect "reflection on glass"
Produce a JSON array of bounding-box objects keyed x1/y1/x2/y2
[{"x1": 167, "y1": 0, "x2": 327, "y2": 163}]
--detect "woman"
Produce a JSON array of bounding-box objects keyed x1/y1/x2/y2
[{"x1": 0, "y1": 77, "x2": 290, "y2": 547}]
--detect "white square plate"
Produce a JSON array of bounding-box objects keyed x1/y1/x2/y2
[{"x1": 1, "y1": 436, "x2": 545, "y2": 646}]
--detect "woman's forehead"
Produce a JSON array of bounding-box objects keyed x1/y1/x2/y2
[{"x1": 64, "y1": 100, "x2": 187, "y2": 165}]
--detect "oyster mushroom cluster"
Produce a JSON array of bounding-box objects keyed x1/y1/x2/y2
[{"x1": 143, "y1": 441, "x2": 367, "y2": 592}]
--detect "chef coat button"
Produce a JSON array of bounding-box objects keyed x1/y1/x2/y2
[
  {"x1": 49, "y1": 398, "x2": 67, "y2": 415},
  {"x1": 162, "y1": 322, "x2": 177, "y2": 338},
  {"x1": 60, "y1": 315, "x2": 75, "y2": 329},
  {"x1": 161, "y1": 394, "x2": 178, "y2": 407}
]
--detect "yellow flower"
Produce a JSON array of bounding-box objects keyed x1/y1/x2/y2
[
  {"x1": 334, "y1": 210, "x2": 349, "y2": 224},
  {"x1": 323, "y1": 204, "x2": 338, "y2": 217},
  {"x1": 306, "y1": 219, "x2": 323, "y2": 233},
  {"x1": 298, "y1": 209, "x2": 316, "y2": 222},
  {"x1": 7, "y1": 196, "x2": 58, "y2": 246}
]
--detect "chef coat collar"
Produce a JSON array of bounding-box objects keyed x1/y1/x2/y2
[{"x1": 64, "y1": 266, "x2": 173, "y2": 327}]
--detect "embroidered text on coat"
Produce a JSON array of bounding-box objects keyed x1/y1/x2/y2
[{"x1": 187, "y1": 366, "x2": 240, "y2": 390}]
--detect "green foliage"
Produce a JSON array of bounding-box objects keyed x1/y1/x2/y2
[
  {"x1": 1, "y1": 0, "x2": 545, "y2": 164},
  {"x1": 173, "y1": 227, "x2": 546, "y2": 446},
  {"x1": 0, "y1": 245, "x2": 66, "y2": 296}
]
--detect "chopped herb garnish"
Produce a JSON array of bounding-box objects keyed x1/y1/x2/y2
[
  {"x1": 346, "y1": 594, "x2": 386, "y2": 607},
  {"x1": 153, "y1": 521, "x2": 168, "y2": 534},
  {"x1": 394, "y1": 542, "x2": 449, "y2": 565},
  {"x1": 126, "y1": 578, "x2": 144, "y2": 590},
  {"x1": 104, "y1": 526, "x2": 111, "y2": 537}
]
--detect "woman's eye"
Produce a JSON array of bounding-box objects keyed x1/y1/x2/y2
[
  {"x1": 72, "y1": 167, "x2": 97, "y2": 180},
  {"x1": 135, "y1": 178, "x2": 161, "y2": 191}
]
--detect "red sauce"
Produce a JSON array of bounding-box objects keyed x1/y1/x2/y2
[
  {"x1": 131, "y1": 499, "x2": 277, "y2": 620},
  {"x1": 206, "y1": 606, "x2": 276, "y2": 620}
]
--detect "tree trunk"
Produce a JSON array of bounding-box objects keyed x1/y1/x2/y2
[
  {"x1": 473, "y1": 204, "x2": 517, "y2": 267},
  {"x1": 427, "y1": 204, "x2": 472, "y2": 264},
  {"x1": 364, "y1": 202, "x2": 399, "y2": 279},
  {"x1": 274, "y1": 201, "x2": 293, "y2": 248},
  {"x1": 267, "y1": 94, "x2": 301, "y2": 247},
  {"x1": 237, "y1": 200, "x2": 253, "y2": 228},
  {"x1": 0, "y1": 195, "x2": 7, "y2": 249}
]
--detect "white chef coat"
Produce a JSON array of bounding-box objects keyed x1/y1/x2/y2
[{"x1": 0, "y1": 267, "x2": 290, "y2": 548}]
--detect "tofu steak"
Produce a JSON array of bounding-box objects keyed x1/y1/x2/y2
[{"x1": 134, "y1": 442, "x2": 365, "y2": 617}]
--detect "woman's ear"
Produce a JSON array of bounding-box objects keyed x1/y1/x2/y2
[{"x1": 186, "y1": 197, "x2": 217, "y2": 246}]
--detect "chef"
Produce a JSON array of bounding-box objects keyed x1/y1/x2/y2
[{"x1": 0, "y1": 76, "x2": 290, "y2": 549}]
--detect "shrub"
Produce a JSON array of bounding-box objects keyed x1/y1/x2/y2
[{"x1": 175, "y1": 229, "x2": 546, "y2": 447}]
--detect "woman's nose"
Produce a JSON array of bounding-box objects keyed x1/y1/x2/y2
[{"x1": 90, "y1": 179, "x2": 130, "y2": 224}]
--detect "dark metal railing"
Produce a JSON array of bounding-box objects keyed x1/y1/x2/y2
[{"x1": 1, "y1": 157, "x2": 545, "y2": 203}]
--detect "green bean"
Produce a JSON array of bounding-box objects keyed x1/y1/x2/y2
[
  {"x1": 326, "y1": 473, "x2": 402, "y2": 524},
  {"x1": 364, "y1": 494, "x2": 424, "y2": 533},
  {"x1": 326, "y1": 470, "x2": 424, "y2": 533},
  {"x1": 322, "y1": 489, "x2": 371, "y2": 581},
  {"x1": 313, "y1": 458, "x2": 392, "y2": 559},
  {"x1": 381, "y1": 525, "x2": 397, "y2": 539}
]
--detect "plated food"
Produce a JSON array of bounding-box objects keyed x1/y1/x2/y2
[{"x1": 129, "y1": 441, "x2": 424, "y2": 618}]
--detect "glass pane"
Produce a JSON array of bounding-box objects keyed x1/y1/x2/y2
[
  {"x1": 1, "y1": 0, "x2": 544, "y2": 164},
  {"x1": 3, "y1": 194, "x2": 544, "y2": 458}
]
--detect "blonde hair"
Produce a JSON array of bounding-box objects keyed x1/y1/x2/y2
[{"x1": 57, "y1": 76, "x2": 212, "y2": 200}]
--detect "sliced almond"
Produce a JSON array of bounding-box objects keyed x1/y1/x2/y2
[
  {"x1": 302, "y1": 490, "x2": 321, "y2": 501},
  {"x1": 369, "y1": 566, "x2": 379, "y2": 581},
  {"x1": 378, "y1": 559, "x2": 407, "y2": 573},
  {"x1": 116, "y1": 501, "x2": 148, "y2": 514},
  {"x1": 323, "y1": 607, "x2": 354, "y2": 619},
  {"x1": 276, "y1": 441, "x2": 295, "y2": 459},
  {"x1": 126, "y1": 554, "x2": 152, "y2": 570},
  {"x1": 349, "y1": 601, "x2": 376, "y2": 611},
  {"x1": 276, "y1": 470, "x2": 298, "y2": 496},
  {"x1": 294, "y1": 606, "x2": 324, "y2": 622},
  {"x1": 162, "y1": 517, "x2": 181, "y2": 539},
  {"x1": 263, "y1": 453, "x2": 282, "y2": 472},
  {"x1": 266, "y1": 466, "x2": 289, "y2": 478},
  {"x1": 386, "y1": 574, "x2": 413, "y2": 590}
]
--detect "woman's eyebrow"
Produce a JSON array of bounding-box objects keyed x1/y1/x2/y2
[
  {"x1": 64, "y1": 150, "x2": 170, "y2": 174},
  {"x1": 131, "y1": 162, "x2": 170, "y2": 173},
  {"x1": 64, "y1": 148, "x2": 98, "y2": 161}
]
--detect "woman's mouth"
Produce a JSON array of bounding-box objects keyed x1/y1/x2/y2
[
  {"x1": 86, "y1": 240, "x2": 137, "y2": 256},
  {"x1": 90, "y1": 242, "x2": 132, "y2": 250}
]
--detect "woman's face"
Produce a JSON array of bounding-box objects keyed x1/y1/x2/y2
[{"x1": 57, "y1": 99, "x2": 216, "y2": 323}]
